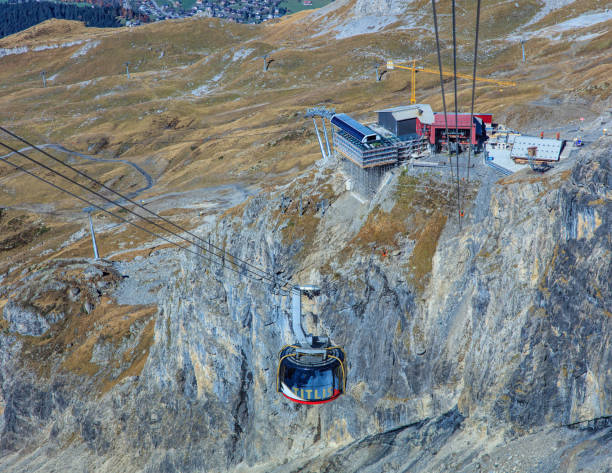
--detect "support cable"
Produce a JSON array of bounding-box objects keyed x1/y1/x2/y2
[
  {"x1": 2, "y1": 155, "x2": 212, "y2": 269},
  {"x1": 431, "y1": 0, "x2": 454, "y2": 212},
  {"x1": 0, "y1": 139, "x2": 285, "y2": 290},
  {"x1": 452, "y1": 0, "x2": 462, "y2": 229},
  {"x1": 1, "y1": 151, "x2": 289, "y2": 295},
  {"x1": 467, "y1": 0, "x2": 481, "y2": 185},
  {"x1": 0, "y1": 128, "x2": 289, "y2": 288}
]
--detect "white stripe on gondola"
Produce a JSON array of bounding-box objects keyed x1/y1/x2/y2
[{"x1": 281, "y1": 382, "x2": 305, "y2": 401}]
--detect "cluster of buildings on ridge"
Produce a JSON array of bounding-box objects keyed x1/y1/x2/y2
[
  {"x1": 321, "y1": 104, "x2": 566, "y2": 196},
  {"x1": 190, "y1": 0, "x2": 284, "y2": 22},
  {"x1": 123, "y1": 0, "x2": 288, "y2": 24}
]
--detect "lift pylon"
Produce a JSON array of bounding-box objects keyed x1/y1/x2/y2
[{"x1": 306, "y1": 107, "x2": 335, "y2": 162}]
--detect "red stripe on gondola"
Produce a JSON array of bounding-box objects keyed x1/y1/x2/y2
[{"x1": 281, "y1": 389, "x2": 342, "y2": 405}]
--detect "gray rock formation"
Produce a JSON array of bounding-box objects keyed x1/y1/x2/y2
[
  {"x1": 0, "y1": 130, "x2": 610, "y2": 472},
  {"x1": 3, "y1": 301, "x2": 54, "y2": 336},
  {"x1": 354, "y1": 0, "x2": 413, "y2": 17}
]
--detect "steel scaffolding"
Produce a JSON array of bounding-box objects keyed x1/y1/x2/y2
[{"x1": 342, "y1": 159, "x2": 395, "y2": 198}]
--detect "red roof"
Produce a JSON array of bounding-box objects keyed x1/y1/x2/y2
[
  {"x1": 432, "y1": 113, "x2": 476, "y2": 128},
  {"x1": 475, "y1": 113, "x2": 493, "y2": 124}
]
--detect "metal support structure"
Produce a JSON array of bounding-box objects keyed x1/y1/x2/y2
[
  {"x1": 342, "y1": 159, "x2": 394, "y2": 198},
  {"x1": 386, "y1": 57, "x2": 515, "y2": 105},
  {"x1": 527, "y1": 145, "x2": 552, "y2": 173},
  {"x1": 410, "y1": 58, "x2": 417, "y2": 104},
  {"x1": 40, "y1": 71, "x2": 46, "y2": 88},
  {"x1": 374, "y1": 63, "x2": 389, "y2": 82},
  {"x1": 306, "y1": 107, "x2": 336, "y2": 162},
  {"x1": 88, "y1": 212, "x2": 99, "y2": 260},
  {"x1": 321, "y1": 117, "x2": 332, "y2": 159},
  {"x1": 124, "y1": 62, "x2": 131, "y2": 79},
  {"x1": 291, "y1": 285, "x2": 319, "y2": 346},
  {"x1": 331, "y1": 121, "x2": 336, "y2": 157},
  {"x1": 312, "y1": 117, "x2": 327, "y2": 161},
  {"x1": 305, "y1": 107, "x2": 335, "y2": 120}
]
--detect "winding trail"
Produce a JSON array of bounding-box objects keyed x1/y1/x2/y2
[{"x1": 0, "y1": 143, "x2": 154, "y2": 211}]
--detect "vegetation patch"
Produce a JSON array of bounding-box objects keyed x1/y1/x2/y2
[
  {"x1": 348, "y1": 174, "x2": 456, "y2": 252},
  {"x1": 350, "y1": 206, "x2": 407, "y2": 253},
  {"x1": 0, "y1": 224, "x2": 49, "y2": 251},
  {"x1": 7, "y1": 260, "x2": 157, "y2": 396},
  {"x1": 537, "y1": 243, "x2": 560, "y2": 297},
  {"x1": 0, "y1": 302, "x2": 8, "y2": 332},
  {"x1": 342, "y1": 172, "x2": 474, "y2": 291},
  {"x1": 273, "y1": 174, "x2": 325, "y2": 258},
  {"x1": 0, "y1": 3, "x2": 122, "y2": 39},
  {"x1": 280, "y1": 212, "x2": 321, "y2": 259},
  {"x1": 261, "y1": 174, "x2": 338, "y2": 261},
  {"x1": 58, "y1": 302, "x2": 157, "y2": 385},
  {"x1": 219, "y1": 197, "x2": 252, "y2": 224},
  {"x1": 407, "y1": 211, "x2": 447, "y2": 292},
  {"x1": 0, "y1": 211, "x2": 50, "y2": 253},
  {"x1": 576, "y1": 31, "x2": 612, "y2": 57},
  {"x1": 101, "y1": 317, "x2": 156, "y2": 394},
  {"x1": 108, "y1": 242, "x2": 176, "y2": 262}
]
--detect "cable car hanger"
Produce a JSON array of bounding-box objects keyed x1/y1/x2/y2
[
  {"x1": 277, "y1": 285, "x2": 346, "y2": 404},
  {"x1": 0, "y1": 131, "x2": 348, "y2": 405}
]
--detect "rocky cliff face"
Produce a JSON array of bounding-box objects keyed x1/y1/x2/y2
[{"x1": 0, "y1": 129, "x2": 610, "y2": 472}]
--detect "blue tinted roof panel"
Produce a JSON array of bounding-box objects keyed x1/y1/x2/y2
[{"x1": 331, "y1": 114, "x2": 379, "y2": 143}]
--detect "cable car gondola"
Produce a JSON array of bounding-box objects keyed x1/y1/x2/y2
[{"x1": 277, "y1": 285, "x2": 346, "y2": 404}]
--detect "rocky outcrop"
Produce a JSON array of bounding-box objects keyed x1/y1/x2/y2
[
  {"x1": 353, "y1": 0, "x2": 413, "y2": 17},
  {"x1": 0, "y1": 133, "x2": 610, "y2": 472},
  {"x1": 3, "y1": 301, "x2": 57, "y2": 336},
  {"x1": 451, "y1": 149, "x2": 611, "y2": 431}
]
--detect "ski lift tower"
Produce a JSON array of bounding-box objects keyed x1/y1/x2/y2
[{"x1": 305, "y1": 107, "x2": 335, "y2": 162}]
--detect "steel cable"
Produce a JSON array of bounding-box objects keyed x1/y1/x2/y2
[
  {"x1": 467, "y1": 0, "x2": 481, "y2": 185},
  {"x1": 0, "y1": 139, "x2": 287, "y2": 292},
  {"x1": 0, "y1": 127, "x2": 289, "y2": 288},
  {"x1": 431, "y1": 0, "x2": 455, "y2": 219},
  {"x1": 1, "y1": 155, "x2": 214, "y2": 269},
  {"x1": 451, "y1": 0, "x2": 462, "y2": 229}
]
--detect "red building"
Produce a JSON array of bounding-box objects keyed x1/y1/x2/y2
[
  {"x1": 427, "y1": 113, "x2": 490, "y2": 152},
  {"x1": 376, "y1": 104, "x2": 492, "y2": 153}
]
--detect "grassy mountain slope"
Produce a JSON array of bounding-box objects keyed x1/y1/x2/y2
[
  {"x1": 0, "y1": 3, "x2": 610, "y2": 471},
  {"x1": 0, "y1": 0, "x2": 610, "y2": 271}
]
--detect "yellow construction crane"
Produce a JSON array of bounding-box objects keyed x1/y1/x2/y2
[{"x1": 386, "y1": 59, "x2": 517, "y2": 104}]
